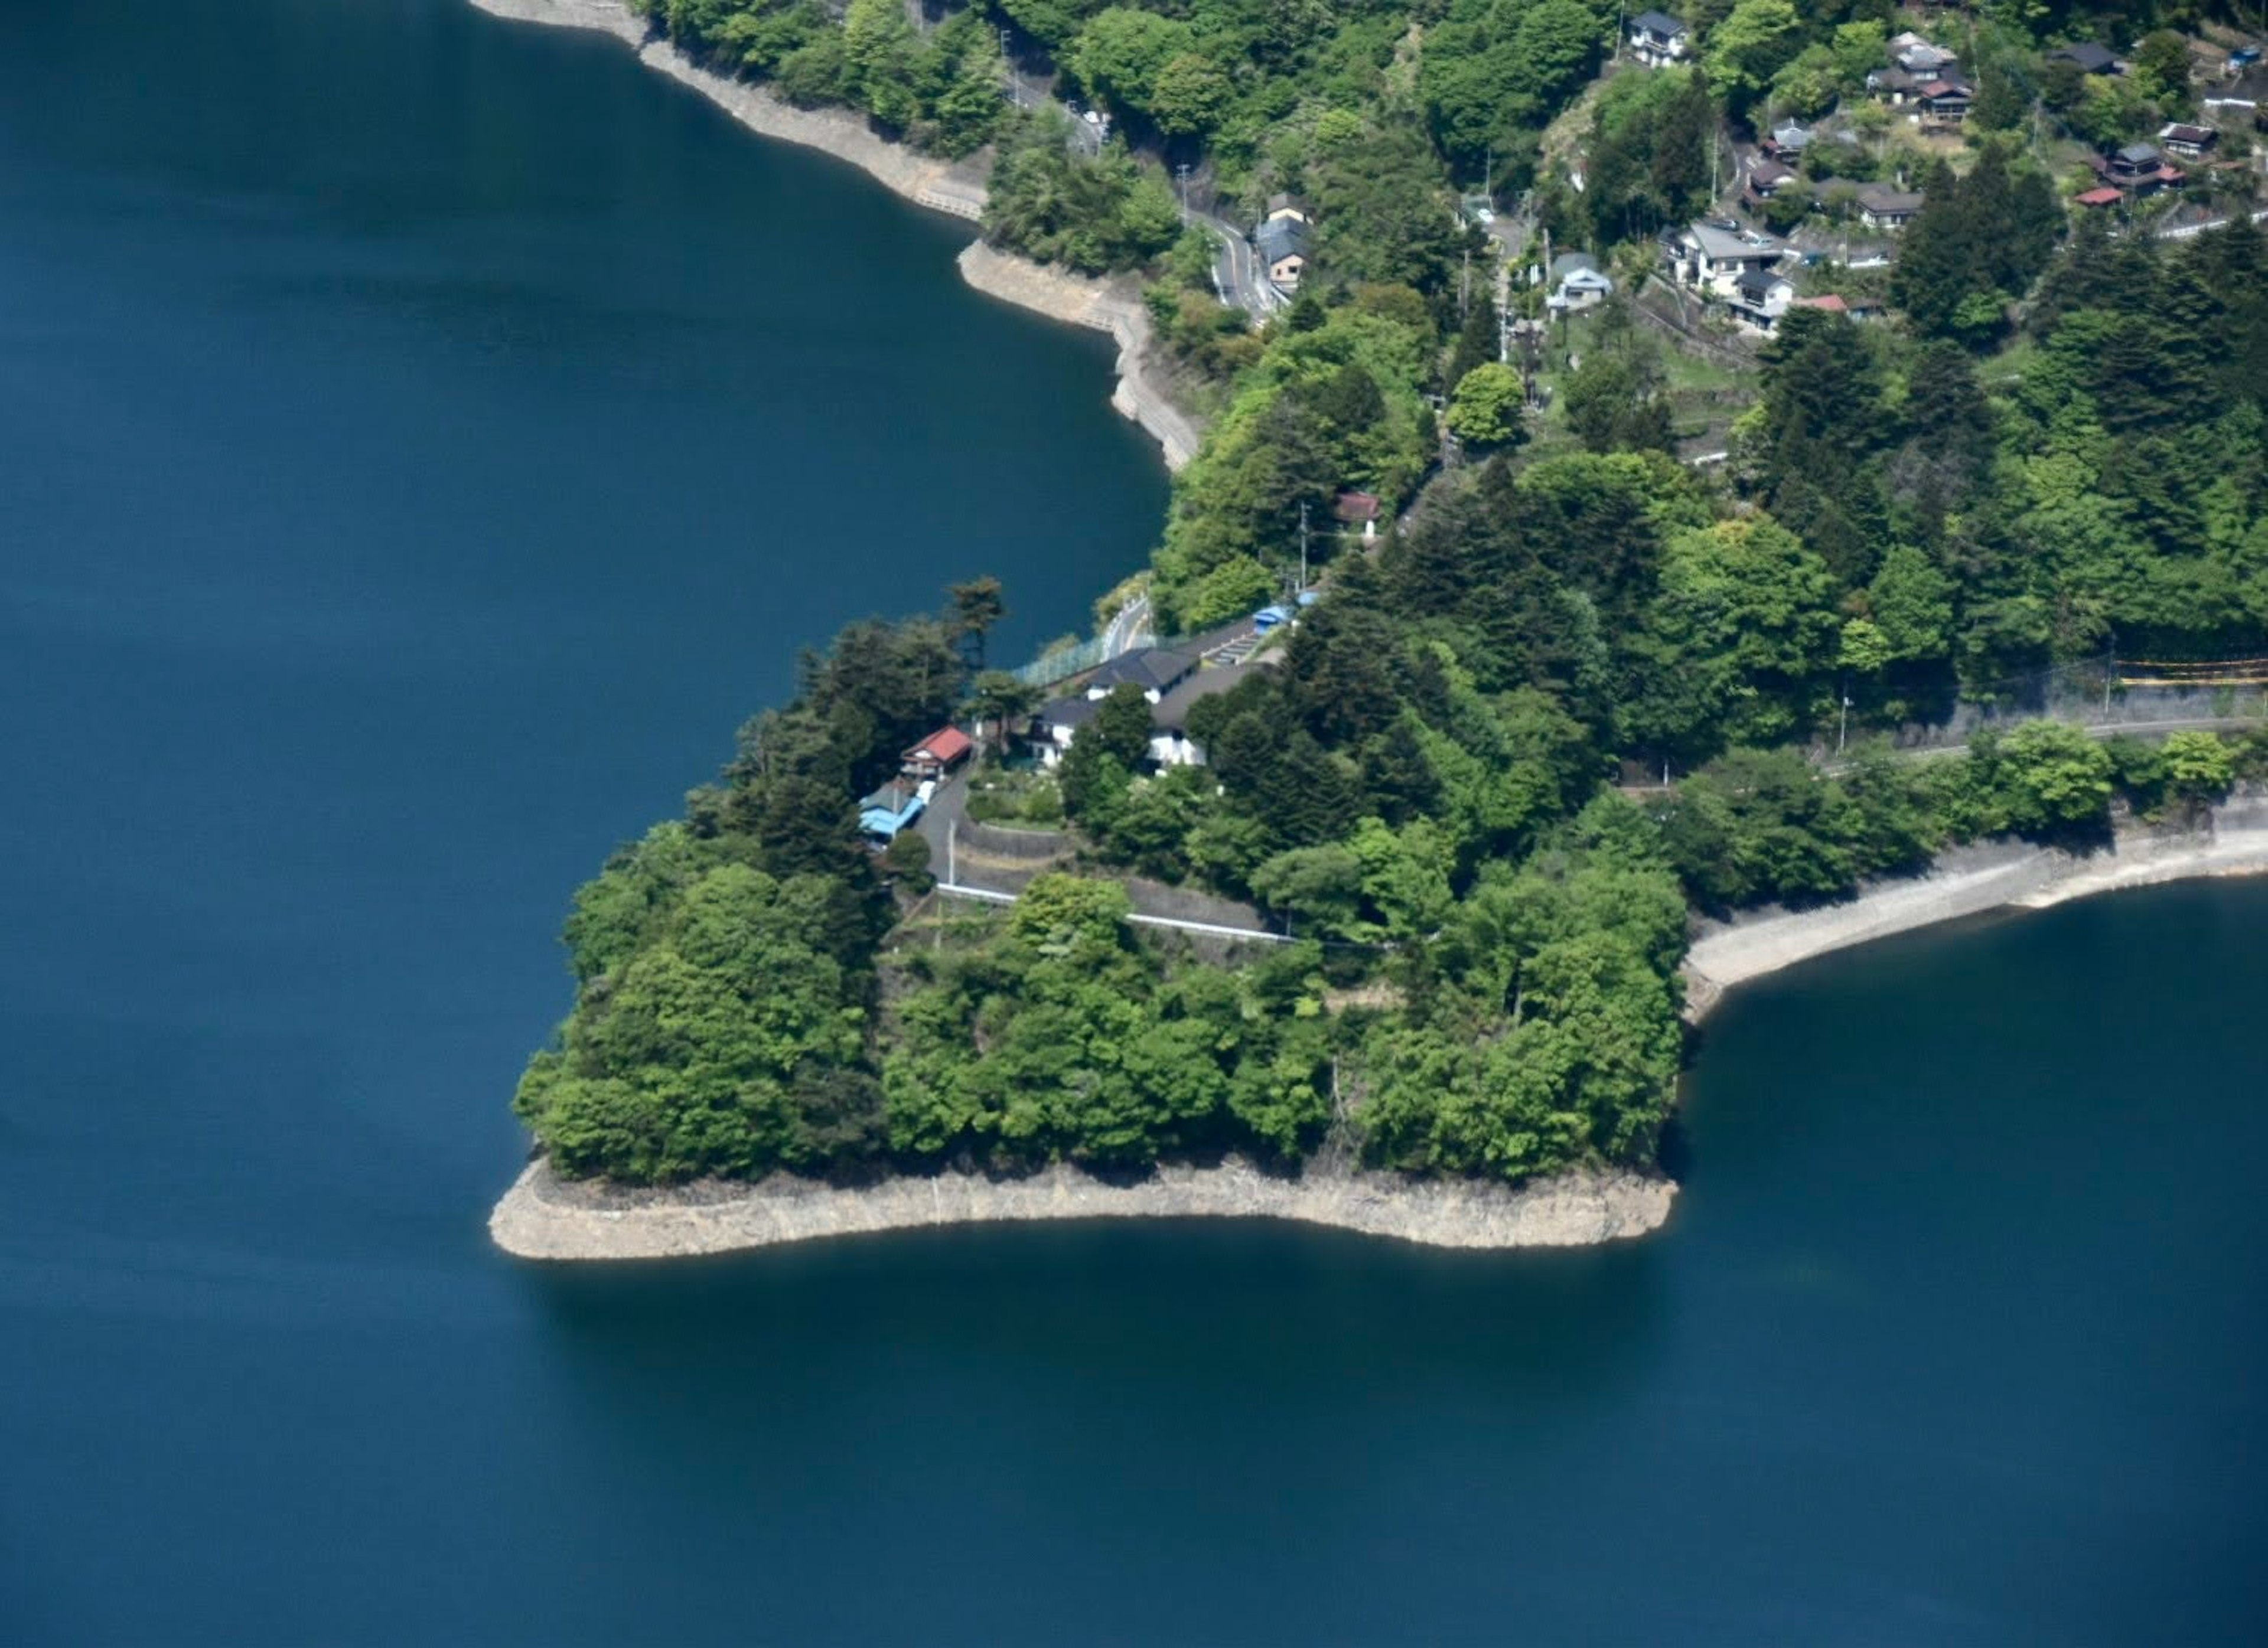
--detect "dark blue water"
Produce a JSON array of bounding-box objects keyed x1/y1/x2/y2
[{"x1": 5, "y1": 4, "x2": 2266, "y2": 1643}]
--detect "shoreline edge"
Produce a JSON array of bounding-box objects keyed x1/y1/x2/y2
[
  {"x1": 491, "y1": 1154, "x2": 1677, "y2": 1259},
  {"x1": 462, "y1": 0, "x2": 1200, "y2": 469},
  {"x1": 495, "y1": 800, "x2": 2268, "y2": 1261}
]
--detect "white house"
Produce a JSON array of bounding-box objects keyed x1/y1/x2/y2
[
  {"x1": 1627, "y1": 10, "x2": 1689, "y2": 68},
  {"x1": 1547, "y1": 252, "x2": 1614, "y2": 311},
  {"x1": 1853, "y1": 182, "x2": 1925, "y2": 231},
  {"x1": 1728, "y1": 266, "x2": 1795, "y2": 331},
  {"x1": 1146, "y1": 664, "x2": 1269, "y2": 769},
  {"x1": 1028, "y1": 647, "x2": 1198, "y2": 768},
  {"x1": 1666, "y1": 220, "x2": 1788, "y2": 300}
]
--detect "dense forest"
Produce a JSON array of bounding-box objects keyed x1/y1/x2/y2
[{"x1": 521, "y1": 0, "x2": 2268, "y2": 1189}]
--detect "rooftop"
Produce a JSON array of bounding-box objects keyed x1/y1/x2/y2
[
  {"x1": 905, "y1": 725, "x2": 972, "y2": 764},
  {"x1": 1256, "y1": 217, "x2": 1311, "y2": 263},
  {"x1": 2053, "y1": 42, "x2": 2117, "y2": 74},
  {"x1": 1151, "y1": 663, "x2": 1272, "y2": 733},
  {"x1": 1087, "y1": 647, "x2": 1198, "y2": 696},
  {"x1": 1631, "y1": 10, "x2": 1684, "y2": 35},
  {"x1": 1855, "y1": 182, "x2": 1925, "y2": 213},
  {"x1": 1685, "y1": 220, "x2": 1786, "y2": 261}
]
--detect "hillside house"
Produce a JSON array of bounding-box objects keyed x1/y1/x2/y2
[
  {"x1": 2097, "y1": 142, "x2": 2185, "y2": 195},
  {"x1": 1745, "y1": 158, "x2": 1799, "y2": 206},
  {"x1": 1025, "y1": 694, "x2": 1096, "y2": 768},
  {"x1": 1146, "y1": 663, "x2": 1269, "y2": 769},
  {"x1": 1025, "y1": 647, "x2": 1198, "y2": 769},
  {"x1": 1666, "y1": 220, "x2": 1788, "y2": 299},
  {"x1": 1854, "y1": 182, "x2": 1925, "y2": 231},
  {"x1": 1916, "y1": 80, "x2": 1974, "y2": 124},
  {"x1": 1255, "y1": 215, "x2": 1311, "y2": 292},
  {"x1": 1764, "y1": 122, "x2": 1814, "y2": 161},
  {"x1": 1334, "y1": 489, "x2": 1383, "y2": 540},
  {"x1": 2161, "y1": 122, "x2": 2219, "y2": 159},
  {"x1": 1627, "y1": 11, "x2": 1689, "y2": 67},
  {"x1": 2075, "y1": 186, "x2": 2126, "y2": 209},
  {"x1": 1547, "y1": 252, "x2": 1614, "y2": 310},
  {"x1": 901, "y1": 725, "x2": 973, "y2": 782},
  {"x1": 1888, "y1": 32, "x2": 1958, "y2": 76},
  {"x1": 2051, "y1": 42, "x2": 2120, "y2": 76},
  {"x1": 1264, "y1": 193, "x2": 1309, "y2": 224},
  {"x1": 1728, "y1": 267, "x2": 1795, "y2": 331},
  {"x1": 1086, "y1": 647, "x2": 1197, "y2": 701}
]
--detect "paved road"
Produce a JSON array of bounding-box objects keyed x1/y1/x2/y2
[
  {"x1": 1198, "y1": 210, "x2": 1279, "y2": 322},
  {"x1": 1103, "y1": 590, "x2": 1152, "y2": 658}
]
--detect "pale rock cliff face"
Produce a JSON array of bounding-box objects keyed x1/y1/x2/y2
[
  {"x1": 490, "y1": 1157, "x2": 1677, "y2": 1260},
  {"x1": 1684, "y1": 796, "x2": 2268, "y2": 1020}
]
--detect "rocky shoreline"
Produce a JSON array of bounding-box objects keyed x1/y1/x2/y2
[
  {"x1": 490, "y1": 1155, "x2": 1677, "y2": 1259},
  {"x1": 1683, "y1": 795, "x2": 2268, "y2": 1021},
  {"x1": 463, "y1": 0, "x2": 1197, "y2": 469}
]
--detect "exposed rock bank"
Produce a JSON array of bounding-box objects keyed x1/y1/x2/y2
[
  {"x1": 490, "y1": 1156, "x2": 1676, "y2": 1260},
  {"x1": 464, "y1": 0, "x2": 1195, "y2": 469},
  {"x1": 1683, "y1": 795, "x2": 2268, "y2": 1022}
]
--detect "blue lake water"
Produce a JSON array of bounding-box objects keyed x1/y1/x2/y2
[{"x1": 4, "y1": 3, "x2": 2264, "y2": 1642}]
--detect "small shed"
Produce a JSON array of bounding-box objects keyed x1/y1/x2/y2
[{"x1": 858, "y1": 779, "x2": 928, "y2": 841}]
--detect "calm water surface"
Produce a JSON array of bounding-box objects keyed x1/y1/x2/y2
[{"x1": 4, "y1": 4, "x2": 2265, "y2": 1643}]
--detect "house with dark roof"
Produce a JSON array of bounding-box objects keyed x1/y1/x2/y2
[
  {"x1": 2097, "y1": 141, "x2": 2185, "y2": 195},
  {"x1": 1264, "y1": 193, "x2": 1310, "y2": 224},
  {"x1": 1547, "y1": 251, "x2": 1614, "y2": 310},
  {"x1": 1744, "y1": 157, "x2": 1799, "y2": 207},
  {"x1": 1666, "y1": 220, "x2": 1788, "y2": 299},
  {"x1": 1025, "y1": 694, "x2": 1098, "y2": 768},
  {"x1": 1255, "y1": 215, "x2": 1311, "y2": 292},
  {"x1": 1147, "y1": 663, "x2": 1272, "y2": 768},
  {"x1": 2051, "y1": 41, "x2": 2120, "y2": 76},
  {"x1": 2161, "y1": 122, "x2": 2218, "y2": 159},
  {"x1": 1764, "y1": 122, "x2": 1814, "y2": 161},
  {"x1": 1085, "y1": 647, "x2": 1197, "y2": 699},
  {"x1": 1916, "y1": 79, "x2": 1974, "y2": 122},
  {"x1": 1888, "y1": 32, "x2": 1958, "y2": 76},
  {"x1": 1627, "y1": 10, "x2": 1688, "y2": 67},
  {"x1": 1728, "y1": 266, "x2": 1795, "y2": 331},
  {"x1": 902, "y1": 725, "x2": 973, "y2": 782},
  {"x1": 1854, "y1": 182, "x2": 1925, "y2": 231},
  {"x1": 1334, "y1": 489, "x2": 1382, "y2": 541}
]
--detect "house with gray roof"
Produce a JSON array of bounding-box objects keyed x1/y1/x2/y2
[
  {"x1": 1666, "y1": 220, "x2": 1788, "y2": 299},
  {"x1": 1627, "y1": 10, "x2": 1689, "y2": 67},
  {"x1": 1255, "y1": 215, "x2": 1311, "y2": 292}
]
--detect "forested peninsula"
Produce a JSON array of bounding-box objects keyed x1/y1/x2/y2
[{"x1": 487, "y1": 0, "x2": 2268, "y2": 1255}]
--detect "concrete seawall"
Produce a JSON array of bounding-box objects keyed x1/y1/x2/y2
[
  {"x1": 491, "y1": 1155, "x2": 1676, "y2": 1260},
  {"x1": 463, "y1": 0, "x2": 1197, "y2": 470},
  {"x1": 1683, "y1": 798, "x2": 2268, "y2": 1021}
]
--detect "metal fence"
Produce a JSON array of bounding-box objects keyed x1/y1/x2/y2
[{"x1": 1014, "y1": 634, "x2": 1113, "y2": 690}]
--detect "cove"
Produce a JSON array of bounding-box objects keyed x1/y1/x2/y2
[{"x1": 3, "y1": 2, "x2": 2266, "y2": 1644}]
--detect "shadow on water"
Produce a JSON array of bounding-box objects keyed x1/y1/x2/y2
[{"x1": 524, "y1": 1216, "x2": 1673, "y2": 1390}]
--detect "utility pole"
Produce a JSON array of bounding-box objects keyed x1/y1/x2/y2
[
  {"x1": 948, "y1": 817, "x2": 957, "y2": 887},
  {"x1": 1838, "y1": 679, "x2": 1851, "y2": 754},
  {"x1": 2104, "y1": 629, "x2": 2117, "y2": 716},
  {"x1": 1298, "y1": 500, "x2": 1311, "y2": 595},
  {"x1": 1000, "y1": 26, "x2": 1019, "y2": 109},
  {"x1": 1175, "y1": 161, "x2": 1191, "y2": 226},
  {"x1": 1459, "y1": 249, "x2": 1470, "y2": 324}
]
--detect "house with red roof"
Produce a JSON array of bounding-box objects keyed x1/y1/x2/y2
[{"x1": 902, "y1": 725, "x2": 974, "y2": 782}]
